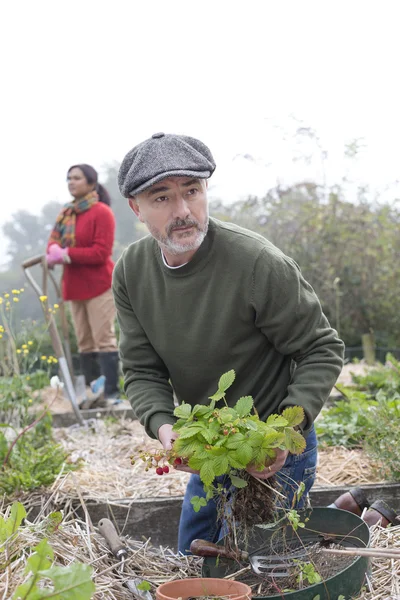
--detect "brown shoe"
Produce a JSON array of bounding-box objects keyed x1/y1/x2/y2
[
  {"x1": 362, "y1": 499, "x2": 398, "y2": 528},
  {"x1": 332, "y1": 487, "x2": 370, "y2": 516}
]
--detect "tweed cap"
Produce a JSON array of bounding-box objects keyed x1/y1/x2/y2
[{"x1": 118, "y1": 132, "x2": 216, "y2": 197}]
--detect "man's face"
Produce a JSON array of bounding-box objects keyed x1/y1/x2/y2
[{"x1": 129, "y1": 176, "x2": 209, "y2": 256}]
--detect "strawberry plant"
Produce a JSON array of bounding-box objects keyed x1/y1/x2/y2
[{"x1": 137, "y1": 370, "x2": 306, "y2": 514}]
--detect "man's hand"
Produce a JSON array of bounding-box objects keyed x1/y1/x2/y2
[
  {"x1": 246, "y1": 448, "x2": 289, "y2": 480},
  {"x1": 157, "y1": 423, "x2": 199, "y2": 475},
  {"x1": 158, "y1": 423, "x2": 178, "y2": 451}
]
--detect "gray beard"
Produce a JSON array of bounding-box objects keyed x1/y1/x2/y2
[{"x1": 147, "y1": 215, "x2": 209, "y2": 256}]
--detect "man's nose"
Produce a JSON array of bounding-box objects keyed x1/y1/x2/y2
[{"x1": 173, "y1": 195, "x2": 191, "y2": 219}]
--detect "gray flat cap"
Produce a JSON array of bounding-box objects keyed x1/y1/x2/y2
[{"x1": 118, "y1": 132, "x2": 216, "y2": 197}]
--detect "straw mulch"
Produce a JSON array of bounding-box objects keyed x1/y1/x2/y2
[
  {"x1": 1, "y1": 487, "x2": 399, "y2": 599},
  {"x1": 0, "y1": 490, "x2": 202, "y2": 599},
  {"x1": 52, "y1": 418, "x2": 190, "y2": 501},
  {"x1": 317, "y1": 446, "x2": 383, "y2": 487},
  {"x1": 355, "y1": 523, "x2": 400, "y2": 600}
]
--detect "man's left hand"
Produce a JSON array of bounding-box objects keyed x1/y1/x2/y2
[{"x1": 246, "y1": 448, "x2": 289, "y2": 480}]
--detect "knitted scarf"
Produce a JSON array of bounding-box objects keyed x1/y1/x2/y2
[{"x1": 48, "y1": 191, "x2": 98, "y2": 248}]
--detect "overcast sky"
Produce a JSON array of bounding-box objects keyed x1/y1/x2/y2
[{"x1": 1, "y1": 0, "x2": 400, "y2": 262}]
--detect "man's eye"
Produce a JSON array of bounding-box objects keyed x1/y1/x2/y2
[
  {"x1": 155, "y1": 196, "x2": 168, "y2": 203},
  {"x1": 187, "y1": 188, "x2": 198, "y2": 196}
]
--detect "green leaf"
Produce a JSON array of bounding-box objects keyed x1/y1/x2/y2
[
  {"x1": 35, "y1": 562, "x2": 95, "y2": 598},
  {"x1": 284, "y1": 428, "x2": 307, "y2": 455},
  {"x1": 25, "y1": 538, "x2": 54, "y2": 575},
  {"x1": 235, "y1": 396, "x2": 254, "y2": 417},
  {"x1": 211, "y1": 455, "x2": 229, "y2": 476},
  {"x1": 266, "y1": 414, "x2": 288, "y2": 427},
  {"x1": 226, "y1": 433, "x2": 246, "y2": 449},
  {"x1": 199, "y1": 461, "x2": 216, "y2": 487},
  {"x1": 173, "y1": 438, "x2": 203, "y2": 456},
  {"x1": 44, "y1": 512, "x2": 63, "y2": 534},
  {"x1": 218, "y1": 408, "x2": 238, "y2": 423},
  {"x1": 178, "y1": 425, "x2": 206, "y2": 439},
  {"x1": 229, "y1": 475, "x2": 247, "y2": 488},
  {"x1": 191, "y1": 404, "x2": 212, "y2": 417},
  {"x1": 281, "y1": 406, "x2": 305, "y2": 428},
  {"x1": 188, "y1": 456, "x2": 206, "y2": 470},
  {"x1": 137, "y1": 581, "x2": 151, "y2": 592},
  {"x1": 228, "y1": 455, "x2": 247, "y2": 469},
  {"x1": 233, "y1": 441, "x2": 253, "y2": 466},
  {"x1": 199, "y1": 428, "x2": 216, "y2": 444},
  {"x1": 261, "y1": 431, "x2": 284, "y2": 448},
  {"x1": 0, "y1": 501, "x2": 26, "y2": 544},
  {"x1": 191, "y1": 496, "x2": 208, "y2": 512},
  {"x1": 209, "y1": 370, "x2": 235, "y2": 400},
  {"x1": 173, "y1": 402, "x2": 192, "y2": 420}
]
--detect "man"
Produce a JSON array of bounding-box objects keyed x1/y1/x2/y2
[{"x1": 113, "y1": 132, "x2": 344, "y2": 553}]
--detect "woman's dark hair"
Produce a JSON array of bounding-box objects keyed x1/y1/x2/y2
[{"x1": 67, "y1": 164, "x2": 111, "y2": 206}]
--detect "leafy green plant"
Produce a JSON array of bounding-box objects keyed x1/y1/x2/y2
[
  {"x1": 0, "y1": 501, "x2": 95, "y2": 599},
  {"x1": 0, "y1": 411, "x2": 76, "y2": 497},
  {"x1": 137, "y1": 370, "x2": 306, "y2": 511},
  {"x1": 296, "y1": 560, "x2": 322, "y2": 585},
  {"x1": 363, "y1": 389, "x2": 400, "y2": 480},
  {"x1": 12, "y1": 539, "x2": 95, "y2": 599},
  {"x1": 315, "y1": 391, "x2": 376, "y2": 447}
]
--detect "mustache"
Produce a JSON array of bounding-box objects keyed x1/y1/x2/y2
[{"x1": 167, "y1": 218, "x2": 200, "y2": 236}]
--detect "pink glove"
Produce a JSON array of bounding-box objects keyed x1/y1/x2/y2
[{"x1": 46, "y1": 244, "x2": 71, "y2": 267}]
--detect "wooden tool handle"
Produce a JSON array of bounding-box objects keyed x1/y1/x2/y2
[
  {"x1": 190, "y1": 539, "x2": 248, "y2": 561},
  {"x1": 21, "y1": 254, "x2": 45, "y2": 269},
  {"x1": 98, "y1": 518, "x2": 127, "y2": 557}
]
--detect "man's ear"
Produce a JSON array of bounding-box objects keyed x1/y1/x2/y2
[{"x1": 128, "y1": 198, "x2": 142, "y2": 221}]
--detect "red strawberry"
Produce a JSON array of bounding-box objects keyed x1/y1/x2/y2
[
  {"x1": 174, "y1": 457, "x2": 182, "y2": 465},
  {"x1": 163, "y1": 466, "x2": 170, "y2": 473},
  {"x1": 156, "y1": 467, "x2": 164, "y2": 476}
]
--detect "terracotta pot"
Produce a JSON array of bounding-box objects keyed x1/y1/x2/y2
[{"x1": 156, "y1": 577, "x2": 252, "y2": 600}]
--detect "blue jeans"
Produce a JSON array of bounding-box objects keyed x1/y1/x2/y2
[{"x1": 178, "y1": 426, "x2": 317, "y2": 554}]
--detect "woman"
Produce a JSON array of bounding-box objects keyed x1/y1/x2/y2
[{"x1": 46, "y1": 164, "x2": 119, "y2": 400}]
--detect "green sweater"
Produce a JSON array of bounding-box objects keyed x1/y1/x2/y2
[{"x1": 113, "y1": 218, "x2": 344, "y2": 439}]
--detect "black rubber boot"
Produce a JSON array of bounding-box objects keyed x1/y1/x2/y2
[
  {"x1": 79, "y1": 352, "x2": 101, "y2": 386},
  {"x1": 98, "y1": 351, "x2": 120, "y2": 398}
]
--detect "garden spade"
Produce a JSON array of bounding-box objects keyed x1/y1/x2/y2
[{"x1": 22, "y1": 254, "x2": 84, "y2": 425}]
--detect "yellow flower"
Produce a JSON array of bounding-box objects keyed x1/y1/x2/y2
[
  {"x1": 39, "y1": 295, "x2": 48, "y2": 302},
  {"x1": 47, "y1": 359, "x2": 52, "y2": 364},
  {"x1": 53, "y1": 304, "x2": 59, "y2": 309},
  {"x1": 23, "y1": 349, "x2": 29, "y2": 355},
  {"x1": 28, "y1": 340, "x2": 33, "y2": 345},
  {"x1": 4, "y1": 293, "x2": 10, "y2": 298},
  {"x1": 13, "y1": 297, "x2": 19, "y2": 302},
  {"x1": 22, "y1": 344, "x2": 28, "y2": 349},
  {"x1": 52, "y1": 357, "x2": 58, "y2": 363},
  {"x1": 41, "y1": 355, "x2": 47, "y2": 360},
  {"x1": 28, "y1": 399, "x2": 33, "y2": 404},
  {"x1": 0, "y1": 298, "x2": 3, "y2": 304},
  {"x1": 0, "y1": 326, "x2": 4, "y2": 332},
  {"x1": 12, "y1": 289, "x2": 20, "y2": 294},
  {"x1": 16, "y1": 349, "x2": 21, "y2": 354},
  {"x1": 0, "y1": 335, "x2": 2, "y2": 339},
  {"x1": 20, "y1": 288, "x2": 25, "y2": 292}
]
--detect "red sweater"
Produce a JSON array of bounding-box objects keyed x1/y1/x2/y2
[{"x1": 48, "y1": 203, "x2": 115, "y2": 301}]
